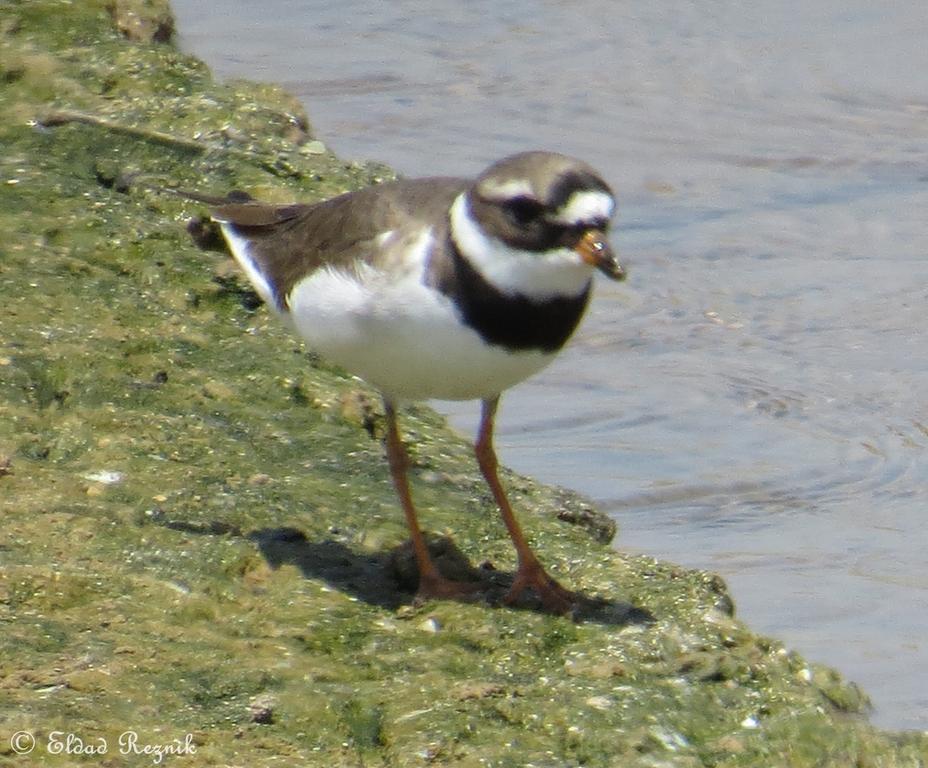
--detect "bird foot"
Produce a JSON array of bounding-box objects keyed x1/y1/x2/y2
[{"x1": 504, "y1": 562, "x2": 576, "y2": 615}]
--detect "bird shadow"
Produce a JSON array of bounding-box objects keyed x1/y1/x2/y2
[{"x1": 248, "y1": 526, "x2": 653, "y2": 627}]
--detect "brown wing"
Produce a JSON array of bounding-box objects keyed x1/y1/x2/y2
[{"x1": 209, "y1": 178, "x2": 468, "y2": 307}]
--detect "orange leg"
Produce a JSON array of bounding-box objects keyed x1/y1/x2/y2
[
  {"x1": 383, "y1": 399, "x2": 479, "y2": 603},
  {"x1": 475, "y1": 397, "x2": 575, "y2": 614}
]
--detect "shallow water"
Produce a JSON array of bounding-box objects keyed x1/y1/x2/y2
[{"x1": 171, "y1": 0, "x2": 928, "y2": 729}]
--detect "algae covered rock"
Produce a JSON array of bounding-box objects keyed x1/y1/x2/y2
[
  {"x1": 1, "y1": 1, "x2": 926, "y2": 765},
  {"x1": 108, "y1": 0, "x2": 175, "y2": 44}
]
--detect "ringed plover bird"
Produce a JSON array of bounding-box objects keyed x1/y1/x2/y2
[{"x1": 185, "y1": 151, "x2": 624, "y2": 614}]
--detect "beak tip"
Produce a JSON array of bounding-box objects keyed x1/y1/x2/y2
[{"x1": 601, "y1": 262, "x2": 627, "y2": 281}]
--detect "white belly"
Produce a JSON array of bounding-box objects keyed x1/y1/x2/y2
[{"x1": 286, "y1": 266, "x2": 555, "y2": 401}]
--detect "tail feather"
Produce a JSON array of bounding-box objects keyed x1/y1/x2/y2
[{"x1": 154, "y1": 185, "x2": 255, "y2": 207}]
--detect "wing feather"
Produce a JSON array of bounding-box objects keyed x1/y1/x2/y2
[{"x1": 208, "y1": 178, "x2": 466, "y2": 309}]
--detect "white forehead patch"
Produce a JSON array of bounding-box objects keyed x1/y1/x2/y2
[
  {"x1": 477, "y1": 178, "x2": 535, "y2": 200},
  {"x1": 550, "y1": 190, "x2": 615, "y2": 226}
]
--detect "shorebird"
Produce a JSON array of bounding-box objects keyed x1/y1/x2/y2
[{"x1": 183, "y1": 151, "x2": 624, "y2": 613}]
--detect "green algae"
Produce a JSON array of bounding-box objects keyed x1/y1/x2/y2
[{"x1": 1, "y1": 1, "x2": 927, "y2": 766}]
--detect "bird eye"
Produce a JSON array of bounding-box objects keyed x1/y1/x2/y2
[{"x1": 503, "y1": 196, "x2": 545, "y2": 226}]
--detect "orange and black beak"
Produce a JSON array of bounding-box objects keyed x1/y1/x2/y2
[{"x1": 576, "y1": 229, "x2": 625, "y2": 281}]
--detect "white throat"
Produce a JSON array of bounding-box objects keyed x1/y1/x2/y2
[{"x1": 449, "y1": 194, "x2": 593, "y2": 300}]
